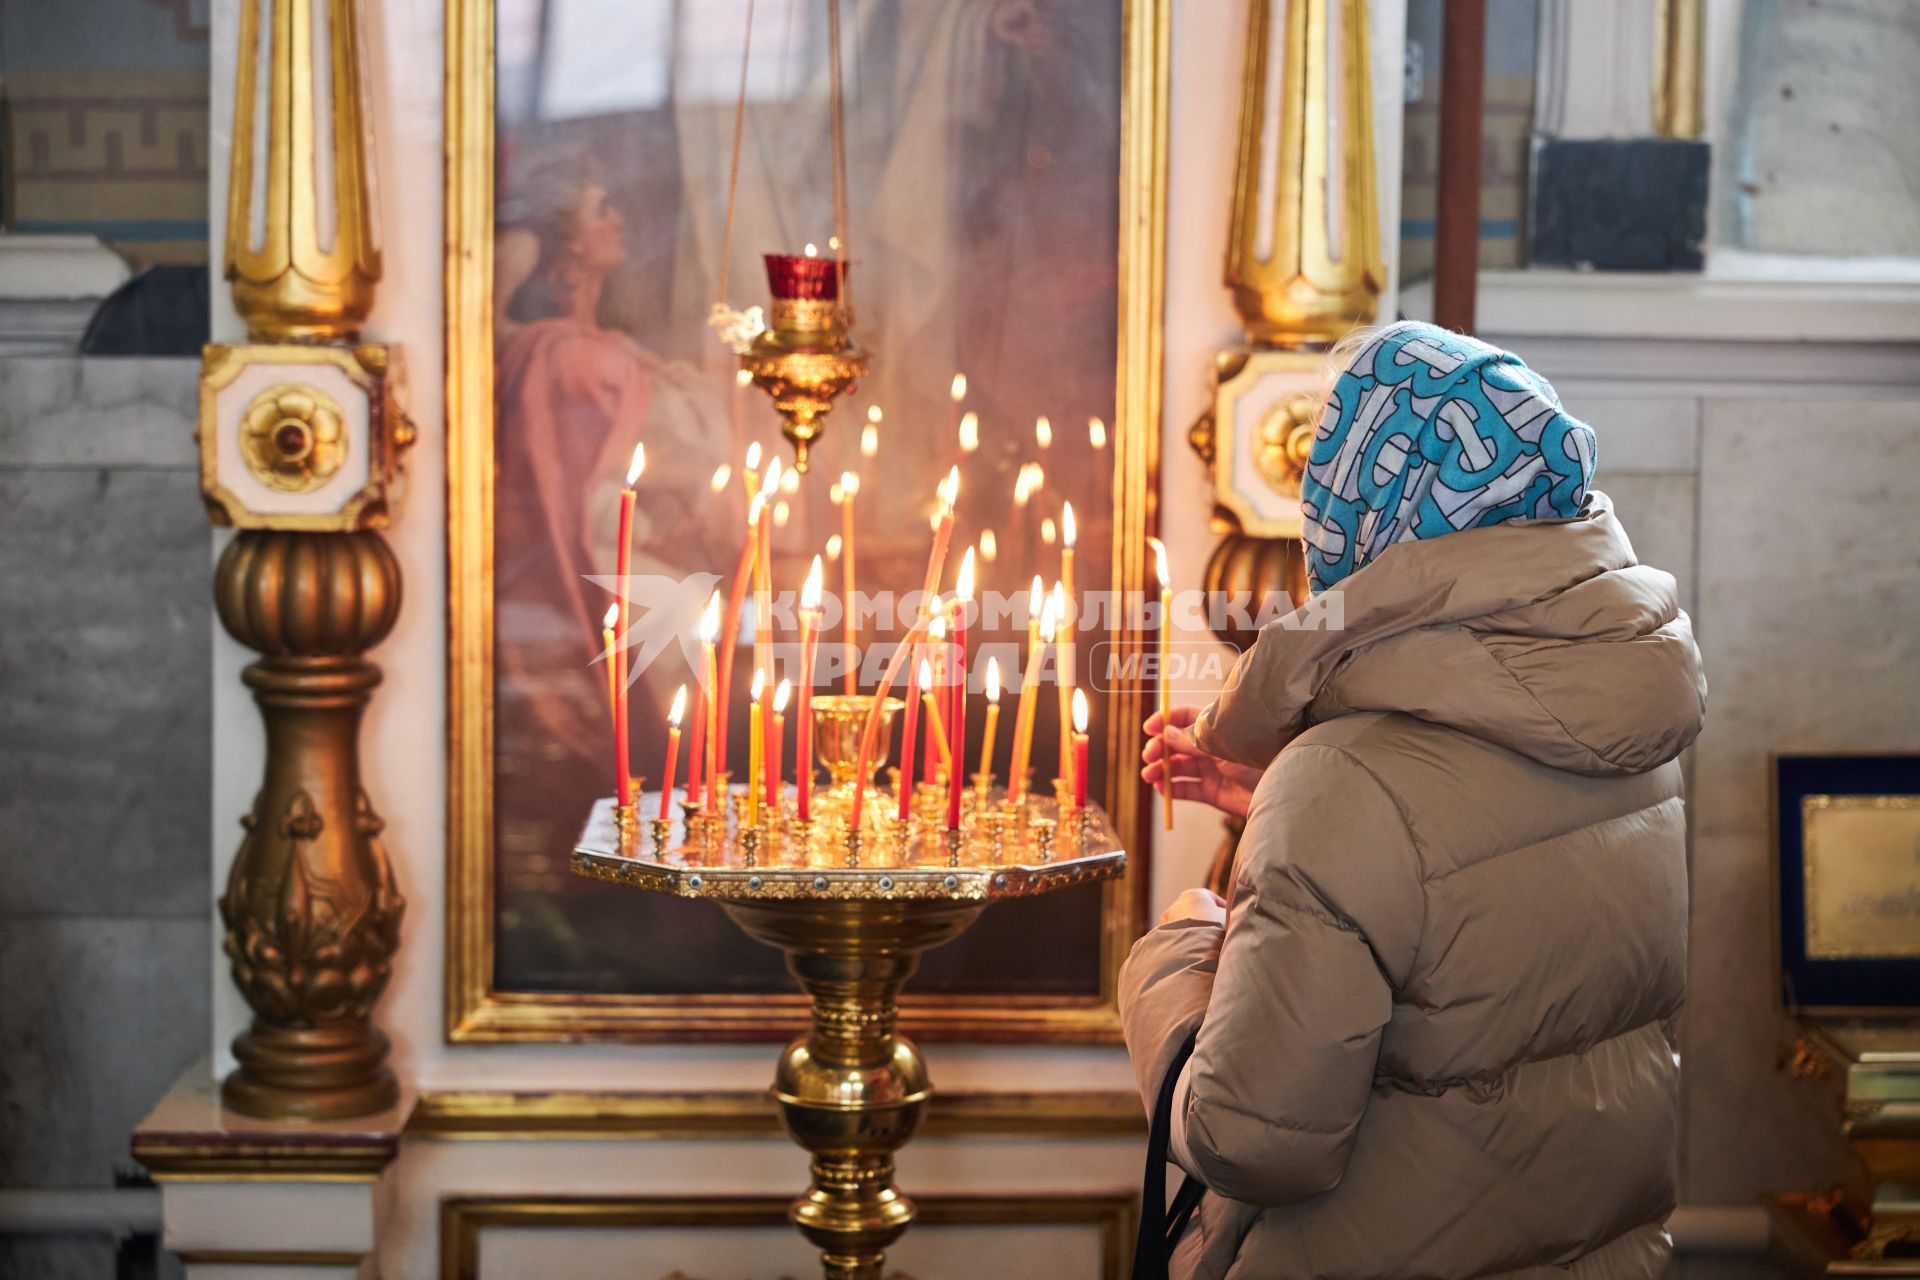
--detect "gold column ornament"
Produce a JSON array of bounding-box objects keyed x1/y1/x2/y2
[
  {"x1": 1652, "y1": 0, "x2": 1705, "y2": 139},
  {"x1": 225, "y1": 0, "x2": 380, "y2": 341},
  {"x1": 201, "y1": 0, "x2": 409, "y2": 1118}
]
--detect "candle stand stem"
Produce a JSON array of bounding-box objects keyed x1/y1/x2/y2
[{"x1": 722, "y1": 900, "x2": 984, "y2": 1280}]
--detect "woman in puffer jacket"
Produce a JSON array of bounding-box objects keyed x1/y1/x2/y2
[{"x1": 1130, "y1": 321, "x2": 1705, "y2": 1279}]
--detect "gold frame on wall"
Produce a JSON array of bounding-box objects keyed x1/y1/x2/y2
[
  {"x1": 444, "y1": 0, "x2": 1169, "y2": 1042},
  {"x1": 440, "y1": 1194, "x2": 1138, "y2": 1280}
]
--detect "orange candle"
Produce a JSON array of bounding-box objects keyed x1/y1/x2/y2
[
  {"x1": 1009, "y1": 579, "x2": 1051, "y2": 803},
  {"x1": 1057, "y1": 502, "x2": 1077, "y2": 783},
  {"x1": 1071, "y1": 688, "x2": 1090, "y2": 812},
  {"x1": 897, "y1": 652, "x2": 920, "y2": 823},
  {"x1": 839, "y1": 472, "x2": 859, "y2": 693},
  {"x1": 850, "y1": 613, "x2": 937, "y2": 831},
  {"x1": 749, "y1": 668, "x2": 765, "y2": 827},
  {"x1": 692, "y1": 591, "x2": 720, "y2": 808},
  {"x1": 798, "y1": 557, "x2": 823, "y2": 821},
  {"x1": 715, "y1": 491, "x2": 764, "y2": 810},
  {"x1": 755, "y1": 459, "x2": 780, "y2": 810},
  {"x1": 600, "y1": 604, "x2": 620, "y2": 738},
  {"x1": 948, "y1": 550, "x2": 975, "y2": 830},
  {"x1": 614, "y1": 443, "x2": 645, "y2": 807},
  {"x1": 659, "y1": 685, "x2": 687, "y2": 820},
  {"x1": 979, "y1": 657, "x2": 1001, "y2": 789}
]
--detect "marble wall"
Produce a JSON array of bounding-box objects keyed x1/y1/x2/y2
[{"x1": 0, "y1": 356, "x2": 208, "y2": 1278}]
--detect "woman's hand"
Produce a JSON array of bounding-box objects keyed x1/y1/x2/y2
[
  {"x1": 1159, "y1": 887, "x2": 1227, "y2": 927},
  {"x1": 1142, "y1": 706, "x2": 1264, "y2": 820}
]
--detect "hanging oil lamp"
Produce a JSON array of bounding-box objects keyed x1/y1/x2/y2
[{"x1": 739, "y1": 247, "x2": 867, "y2": 474}]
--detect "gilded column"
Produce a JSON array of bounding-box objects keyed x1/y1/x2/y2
[{"x1": 200, "y1": 0, "x2": 409, "y2": 1118}]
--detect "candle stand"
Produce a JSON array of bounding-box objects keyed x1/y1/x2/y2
[{"x1": 571, "y1": 792, "x2": 1125, "y2": 1280}]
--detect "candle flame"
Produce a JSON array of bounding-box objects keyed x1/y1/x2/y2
[
  {"x1": 1062, "y1": 501, "x2": 1077, "y2": 548},
  {"x1": 929, "y1": 614, "x2": 947, "y2": 641},
  {"x1": 763, "y1": 456, "x2": 782, "y2": 495},
  {"x1": 1035, "y1": 415, "x2": 1053, "y2": 448},
  {"x1": 710, "y1": 463, "x2": 732, "y2": 493},
  {"x1": 828, "y1": 481, "x2": 844, "y2": 505},
  {"x1": 1149, "y1": 536, "x2": 1170, "y2": 590},
  {"x1": 747, "y1": 491, "x2": 767, "y2": 526},
  {"x1": 986, "y1": 656, "x2": 1001, "y2": 702},
  {"x1": 866, "y1": 404, "x2": 883, "y2": 424},
  {"x1": 804, "y1": 242, "x2": 818, "y2": 257},
  {"x1": 736, "y1": 368, "x2": 753, "y2": 387},
  {"x1": 1041, "y1": 517, "x2": 1057, "y2": 545},
  {"x1": 780, "y1": 466, "x2": 799, "y2": 494},
  {"x1": 979, "y1": 529, "x2": 998, "y2": 562},
  {"x1": 940, "y1": 465, "x2": 961, "y2": 510},
  {"x1": 860, "y1": 423, "x2": 879, "y2": 457},
  {"x1": 774, "y1": 678, "x2": 791, "y2": 713},
  {"x1": 919, "y1": 656, "x2": 934, "y2": 686},
  {"x1": 1072, "y1": 686, "x2": 1089, "y2": 733},
  {"x1": 625, "y1": 442, "x2": 646, "y2": 486},
  {"x1": 773, "y1": 499, "x2": 791, "y2": 528},
  {"x1": 958, "y1": 411, "x2": 979, "y2": 453},
  {"x1": 950, "y1": 372, "x2": 967, "y2": 403},
  {"x1": 826, "y1": 533, "x2": 843, "y2": 561},
  {"x1": 699, "y1": 591, "x2": 721, "y2": 642},
  {"x1": 745, "y1": 441, "x2": 763, "y2": 471},
  {"x1": 752, "y1": 667, "x2": 766, "y2": 699},
  {"x1": 802, "y1": 556, "x2": 824, "y2": 610},
  {"x1": 1089, "y1": 416, "x2": 1108, "y2": 448},
  {"x1": 1029, "y1": 575, "x2": 1044, "y2": 615},
  {"x1": 957, "y1": 547, "x2": 976, "y2": 602},
  {"x1": 602, "y1": 603, "x2": 619, "y2": 629},
  {"x1": 1040, "y1": 592, "x2": 1059, "y2": 642},
  {"x1": 840, "y1": 470, "x2": 860, "y2": 496},
  {"x1": 668, "y1": 684, "x2": 688, "y2": 726},
  {"x1": 828, "y1": 234, "x2": 841, "y2": 251}
]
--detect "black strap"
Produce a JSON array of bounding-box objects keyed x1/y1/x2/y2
[{"x1": 1133, "y1": 1034, "x2": 1206, "y2": 1280}]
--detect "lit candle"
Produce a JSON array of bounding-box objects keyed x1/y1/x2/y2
[
  {"x1": 896, "y1": 649, "x2": 920, "y2": 824},
  {"x1": 798, "y1": 556, "x2": 823, "y2": 821},
  {"x1": 1071, "y1": 687, "x2": 1090, "y2": 813},
  {"x1": 850, "y1": 611, "x2": 938, "y2": 832},
  {"x1": 839, "y1": 471, "x2": 860, "y2": 693},
  {"x1": 1052, "y1": 578, "x2": 1071, "y2": 788},
  {"x1": 660, "y1": 685, "x2": 687, "y2": 821},
  {"x1": 979, "y1": 656, "x2": 1002, "y2": 792},
  {"x1": 1089, "y1": 416, "x2": 1108, "y2": 449},
  {"x1": 1149, "y1": 537, "x2": 1173, "y2": 830},
  {"x1": 948, "y1": 549, "x2": 974, "y2": 830},
  {"x1": 772, "y1": 678, "x2": 791, "y2": 814},
  {"x1": 1058, "y1": 502, "x2": 1078, "y2": 783},
  {"x1": 749, "y1": 667, "x2": 766, "y2": 827},
  {"x1": 950, "y1": 372, "x2": 968, "y2": 407},
  {"x1": 718, "y1": 491, "x2": 760, "y2": 802},
  {"x1": 710, "y1": 463, "x2": 732, "y2": 494},
  {"x1": 900, "y1": 467, "x2": 960, "y2": 809},
  {"x1": 861, "y1": 405, "x2": 880, "y2": 459},
  {"x1": 1035, "y1": 415, "x2": 1053, "y2": 449},
  {"x1": 744, "y1": 441, "x2": 763, "y2": 496},
  {"x1": 1010, "y1": 581, "x2": 1054, "y2": 803},
  {"x1": 958, "y1": 411, "x2": 979, "y2": 454},
  {"x1": 694, "y1": 591, "x2": 720, "y2": 811},
  {"x1": 919, "y1": 656, "x2": 951, "y2": 776},
  {"x1": 978, "y1": 529, "x2": 997, "y2": 564},
  {"x1": 600, "y1": 604, "x2": 620, "y2": 739},
  {"x1": 614, "y1": 442, "x2": 645, "y2": 808}
]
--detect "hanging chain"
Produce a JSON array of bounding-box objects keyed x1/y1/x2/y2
[
  {"x1": 715, "y1": 0, "x2": 758, "y2": 310},
  {"x1": 827, "y1": 0, "x2": 853, "y2": 320}
]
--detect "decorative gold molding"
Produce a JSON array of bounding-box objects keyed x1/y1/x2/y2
[
  {"x1": 226, "y1": 0, "x2": 381, "y2": 340},
  {"x1": 410, "y1": 1088, "x2": 1145, "y2": 1142},
  {"x1": 440, "y1": 1194, "x2": 1137, "y2": 1280},
  {"x1": 1652, "y1": 0, "x2": 1705, "y2": 140},
  {"x1": 1225, "y1": 0, "x2": 1383, "y2": 348},
  {"x1": 132, "y1": 1131, "x2": 401, "y2": 1182},
  {"x1": 442, "y1": 0, "x2": 1169, "y2": 1044}
]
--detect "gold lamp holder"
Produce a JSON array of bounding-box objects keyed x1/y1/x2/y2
[
  {"x1": 742, "y1": 254, "x2": 868, "y2": 474},
  {"x1": 200, "y1": 0, "x2": 409, "y2": 1118}
]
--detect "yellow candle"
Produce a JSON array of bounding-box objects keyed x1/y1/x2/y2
[
  {"x1": 1010, "y1": 583, "x2": 1054, "y2": 803},
  {"x1": 600, "y1": 604, "x2": 620, "y2": 734},
  {"x1": 978, "y1": 656, "x2": 1002, "y2": 791},
  {"x1": 840, "y1": 471, "x2": 859, "y2": 693},
  {"x1": 748, "y1": 668, "x2": 766, "y2": 827},
  {"x1": 1052, "y1": 577, "x2": 1072, "y2": 785}
]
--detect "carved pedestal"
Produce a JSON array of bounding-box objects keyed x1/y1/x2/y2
[{"x1": 214, "y1": 529, "x2": 404, "y2": 1119}]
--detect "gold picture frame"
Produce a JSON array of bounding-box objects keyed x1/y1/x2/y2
[
  {"x1": 440, "y1": 1194, "x2": 1138, "y2": 1280},
  {"x1": 444, "y1": 0, "x2": 1168, "y2": 1042}
]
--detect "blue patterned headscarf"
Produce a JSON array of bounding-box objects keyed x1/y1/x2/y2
[{"x1": 1300, "y1": 322, "x2": 1597, "y2": 592}]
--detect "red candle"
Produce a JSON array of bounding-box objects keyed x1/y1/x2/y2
[
  {"x1": 798, "y1": 557, "x2": 823, "y2": 821},
  {"x1": 659, "y1": 685, "x2": 687, "y2": 821},
  {"x1": 1071, "y1": 687, "x2": 1090, "y2": 813},
  {"x1": 772, "y1": 678, "x2": 791, "y2": 814},
  {"x1": 839, "y1": 474, "x2": 859, "y2": 694},
  {"x1": 947, "y1": 549, "x2": 975, "y2": 830},
  {"x1": 614, "y1": 443, "x2": 644, "y2": 807},
  {"x1": 849, "y1": 613, "x2": 936, "y2": 831},
  {"x1": 756, "y1": 460, "x2": 779, "y2": 810},
  {"x1": 714, "y1": 491, "x2": 764, "y2": 812},
  {"x1": 897, "y1": 654, "x2": 920, "y2": 823},
  {"x1": 922, "y1": 635, "x2": 941, "y2": 785},
  {"x1": 691, "y1": 592, "x2": 720, "y2": 808}
]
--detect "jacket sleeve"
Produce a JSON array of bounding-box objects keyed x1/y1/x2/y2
[{"x1": 1167, "y1": 743, "x2": 1425, "y2": 1207}]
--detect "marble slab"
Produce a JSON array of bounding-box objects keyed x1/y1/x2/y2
[
  {"x1": 1602, "y1": 472, "x2": 1699, "y2": 615},
  {"x1": 0, "y1": 468, "x2": 211, "y2": 916},
  {"x1": 0, "y1": 356, "x2": 199, "y2": 469}
]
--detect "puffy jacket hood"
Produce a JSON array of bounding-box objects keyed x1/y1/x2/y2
[{"x1": 1196, "y1": 491, "x2": 1706, "y2": 777}]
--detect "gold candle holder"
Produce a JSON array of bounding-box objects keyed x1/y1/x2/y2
[
  {"x1": 984, "y1": 811, "x2": 1010, "y2": 864},
  {"x1": 1030, "y1": 816, "x2": 1057, "y2": 864},
  {"x1": 888, "y1": 816, "x2": 916, "y2": 862},
  {"x1": 1075, "y1": 807, "x2": 1096, "y2": 852},
  {"x1": 1051, "y1": 777, "x2": 1072, "y2": 810},
  {"x1": 843, "y1": 828, "x2": 863, "y2": 869},
  {"x1": 812, "y1": 695, "x2": 905, "y2": 793},
  {"x1": 615, "y1": 803, "x2": 640, "y2": 857},
  {"x1": 943, "y1": 827, "x2": 963, "y2": 869},
  {"x1": 970, "y1": 770, "x2": 994, "y2": 807},
  {"x1": 740, "y1": 827, "x2": 761, "y2": 869},
  {"x1": 649, "y1": 817, "x2": 673, "y2": 856}
]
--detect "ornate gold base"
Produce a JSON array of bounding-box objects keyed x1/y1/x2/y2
[
  {"x1": 223, "y1": 1019, "x2": 399, "y2": 1121},
  {"x1": 726, "y1": 899, "x2": 983, "y2": 1280}
]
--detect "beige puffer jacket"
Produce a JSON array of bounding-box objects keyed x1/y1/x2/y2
[{"x1": 1120, "y1": 494, "x2": 1705, "y2": 1280}]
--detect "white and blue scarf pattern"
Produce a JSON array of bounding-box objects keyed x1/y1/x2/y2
[{"x1": 1300, "y1": 322, "x2": 1597, "y2": 592}]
